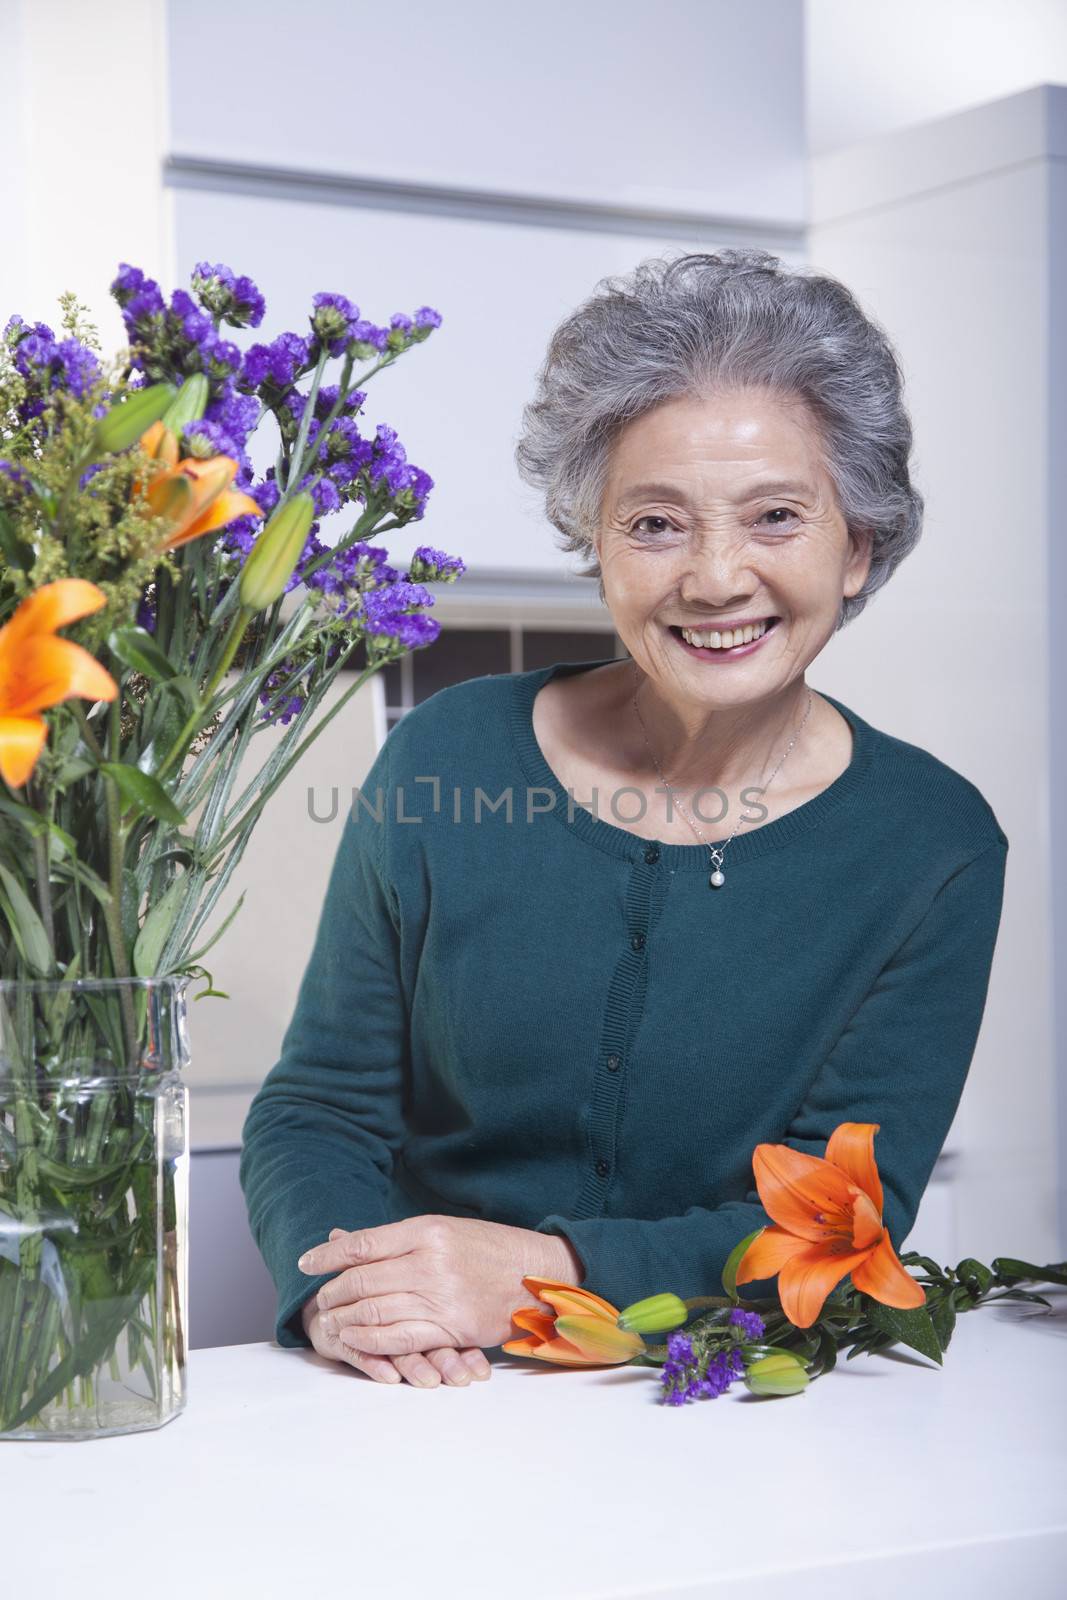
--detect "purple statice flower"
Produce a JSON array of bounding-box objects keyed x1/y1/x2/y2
[
  {"x1": 309, "y1": 475, "x2": 342, "y2": 517},
  {"x1": 111, "y1": 263, "x2": 155, "y2": 307},
  {"x1": 183, "y1": 417, "x2": 239, "y2": 460},
  {"x1": 191, "y1": 262, "x2": 266, "y2": 329},
  {"x1": 5, "y1": 318, "x2": 102, "y2": 417},
  {"x1": 123, "y1": 283, "x2": 167, "y2": 338},
  {"x1": 240, "y1": 332, "x2": 311, "y2": 392},
  {"x1": 201, "y1": 382, "x2": 260, "y2": 464},
  {"x1": 198, "y1": 330, "x2": 243, "y2": 383},
  {"x1": 349, "y1": 318, "x2": 388, "y2": 355},
  {"x1": 169, "y1": 288, "x2": 214, "y2": 348},
  {"x1": 136, "y1": 591, "x2": 157, "y2": 634},
  {"x1": 407, "y1": 545, "x2": 465, "y2": 584},
  {"x1": 55, "y1": 338, "x2": 100, "y2": 398},
  {"x1": 414, "y1": 305, "x2": 442, "y2": 331},
  {"x1": 309, "y1": 292, "x2": 360, "y2": 358},
  {"x1": 0, "y1": 459, "x2": 31, "y2": 493},
  {"x1": 311, "y1": 384, "x2": 366, "y2": 421},
  {"x1": 258, "y1": 660, "x2": 311, "y2": 726},
  {"x1": 728, "y1": 1308, "x2": 766, "y2": 1341},
  {"x1": 324, "y1": 422, "x2": 375, "y2": 488},
  {"x1": 660, "y1": 1331, "x2": 747, "y2": 1406},
  {"x1": 303, "y1": 539, "x2": 398, "y2": 599},
  {"x1": 358, "y1": 579, "x2": 439, "y2": 650}
]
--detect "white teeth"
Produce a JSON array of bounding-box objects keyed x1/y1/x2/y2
[{"x1": 680, "y1": 619, "x2": 772, "y2": 649}]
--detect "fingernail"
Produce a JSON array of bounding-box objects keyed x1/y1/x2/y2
[
  {"x1": 298, "y1": 1253, "x2": 313, "y2": 1271},
  {"x1": 319, "y1": 1312, "x2": 334, "y2": 1334}
]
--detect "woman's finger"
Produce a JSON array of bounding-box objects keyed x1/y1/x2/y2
[
  {"x1": 316, "y1": 1320, "x2": 401, "y2": 1384},
  {"x1": 461, "y1": 1347, "x2": 492, "y2": 1380},
  {"x1": 337, "y1": 1318, "x2": 455, "y2": 1357}
]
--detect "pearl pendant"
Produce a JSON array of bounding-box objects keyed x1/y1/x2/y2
[{"x1": 710, "y1": 869, "x2": 725, "y2": 888}]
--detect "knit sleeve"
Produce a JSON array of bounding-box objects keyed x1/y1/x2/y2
[
  {"x1": 533, "y1": 836, "x2": 1009, "y2": 1313},
  {"x1": 239, "y1": 731, "x2": 410, "y2": 1349}
]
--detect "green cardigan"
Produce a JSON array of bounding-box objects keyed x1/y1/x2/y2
[{"x1": 239, "y1": 658, "x2": 1009, "y2": 1347}]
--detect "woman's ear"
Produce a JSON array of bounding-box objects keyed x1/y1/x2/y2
[{"x1": 845, "y1": 526, "x2": 875, "y2": 596}]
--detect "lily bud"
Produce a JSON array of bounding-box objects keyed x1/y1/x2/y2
[
  {"x1": 743, "y1": 1351, "x2": 810, "y2": 1397},
  {"x1": 160, "y1": 372, "x2": 210, "y2": 437},
  {"x1": 617, "y1": 1293, "x2": 689, "y2": 1335},
  {"x1": 238, "y1": 491, "x2": 314, "y2": 612},
  {"x1": 93, "y1": 381, "x2": 177, "y2": 454}
]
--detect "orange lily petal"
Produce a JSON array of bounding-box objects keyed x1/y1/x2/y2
[
  {"x1": 139, "y1": 421, "x2": 181, "y2": 469},
  {"x1": 0, "y1": 714, "x2": 48, "y2": 788},
  {"x1": 553, "y1": 1313, "x2": 645, "y2": 1363},
  {"x1": 850, "y1": 1188, "x2": 885, "y2": 1251},
  {"x1": 160, "y1": 487, "x2": 263, "y2": 550},
  {"x1": 500, "y1": 1331, "x2": 598, "y2": 1365},
  {"x1": 777, "y1": 1240, "x2": 877, "y2": 1328},
  {"x1": 825, "y1": 1122, "x2": 884, "y2": 1215},
  {"x1": 4, "y1": 637, "x2": 117, "y2": 717},
  {"x1": 509, "y1": 1307, "x2": 558, "y2": 1340},
  {"x1": 734, "y1": 1223, "x2": 820, "y2": 1284},
  {"x1": 521, "y1": 1275, "x2": 621, "y2": 1320},
  {"x1": 849, "y1": 1231, "x2": 926, "y2": 1308},
  {"x1": 751, "y1": 1142, "x2": 864, "y2": 1241},
  {"x1": 145, "y1": 471, "x2": 197, "y2": 530},
  {"x1": 0, "y1": 578, "x2": 108, "y2": 653}
]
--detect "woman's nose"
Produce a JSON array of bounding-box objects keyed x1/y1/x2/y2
[{"x1": 678, "y1": 535, "x2": 758, "y2": 603}]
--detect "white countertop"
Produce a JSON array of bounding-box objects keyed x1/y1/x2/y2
[{"x1": 4, "y1": 1292, "x2": 1065, "y2": 1599}]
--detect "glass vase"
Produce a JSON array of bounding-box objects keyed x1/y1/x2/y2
[{"x1": 0, "y1": 976, "x2": 189, "y2": 1440}]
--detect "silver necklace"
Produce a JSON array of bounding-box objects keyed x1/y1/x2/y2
[{"x1": 630, "y1": 661, "x2": 814, "y2": 889}]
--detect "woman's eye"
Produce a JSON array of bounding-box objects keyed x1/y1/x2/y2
[
  {"x1": 760, "y1": 507, "x2": 798, "y2": 528},
  {"x1": 630, "y1": 516, "x2": 674, "y2": 535}
]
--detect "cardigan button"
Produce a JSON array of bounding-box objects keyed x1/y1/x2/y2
[
  {"x1": 595, "y1": 1158, "x2": 610, "y2": 1177},
  {"x1": 606, "y1": 1053, "x2": 620, "y2": 1071},
  {"x1": 643, "y1": 845, "x2": 660, "y2": 865},
  {"x1": 630, "y1": 932, "x2": 646, "y2": 952}
]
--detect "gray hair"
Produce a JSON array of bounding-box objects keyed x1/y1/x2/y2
[{"x1": 514, "y1": 248, "x2": 924, "y2": 629}]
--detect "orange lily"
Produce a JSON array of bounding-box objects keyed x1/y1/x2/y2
[
  {"x1": 734, "y1": 1121, "x2": 926, "y2": 1328},
  {"x1": 135, "y1": 422, "x2": 262, "y2": 551},
  {"x1": 501, "y1": 1275, "x2": 647, "y2": 1366},
  {"x1": 0, "y1": 578, "x2": 118, "y2": 788}
]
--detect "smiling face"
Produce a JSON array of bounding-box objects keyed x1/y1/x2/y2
[{"x1": 593, "y1": 387, "x2": 873, "y2": 714}]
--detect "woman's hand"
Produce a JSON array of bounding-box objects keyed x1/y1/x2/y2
[
  {"x1": 300, "y1": 1291, "x2": 492, "y2": 1387},
  {"x1": 298, "y1": 1214, "x2": 582, "y2": 1360}
]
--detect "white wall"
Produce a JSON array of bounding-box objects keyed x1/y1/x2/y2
[
  {"x1": 0, "y1": 0, "x2": 171, "y2": 349},
  {"x1": 166, "y1": 0, "x2": 806, "y2": 223},
  {"x1": 806, "y1": 0, "x2": 1067, "y2": 154}
]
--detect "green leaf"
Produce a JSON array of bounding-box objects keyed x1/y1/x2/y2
[
  {"x1": 164, "y1": 674, "x2": 200, "y2": 712},
  {"x1": 900, "y1": 1251, "x2": 946, "y2": 1277},
  {"x1": 864, "y1": 1299, "x2": 943, "y2": 1364},
  {"x1": 955, "y1": 1257, "x2": 994, "y2": 1296},
  {"x1": 185, "y1": 890, "x2": 245, "y2": 966},
  {"x1": 928, "y1": 1293, "x2": 957, "y2": 1353},
  {"x1": 108, "y1": 625, "x2": 177, "y2": 683},
  {"x1": 721, "y1": 1228, "x2": 765, "y2": 1298},
  {"x1": 991, "y1": 1257, "x2": 1067, "y2": 1287},
  {"x1": 132, "y1": 874, "x2": 187, "y2": 978},
  {"x1": 0, "y1": 860, "x2": 53, "y2": 975},
  {"x1": 0, "y1": 508, "x2": 35, "y2": 572},
  {"x1": 99, "y1": 762, "x2": 186, "y2": 826}
]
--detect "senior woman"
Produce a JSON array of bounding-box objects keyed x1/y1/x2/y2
[{"x1": 240, "y1": 248, "x2": 1009, "y2": 1391}]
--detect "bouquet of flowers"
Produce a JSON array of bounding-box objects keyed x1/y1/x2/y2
[
  {"x1": 0, "y1": 260, "x2": 463, "y2": 1436},
  {"x1": 503, "y1": 1121, "x2": 1067, "y2": 1404}
]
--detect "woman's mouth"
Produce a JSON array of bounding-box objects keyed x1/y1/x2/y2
[{"x1": 669, "y1": 617, "x2": 781, "y2": 660}]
